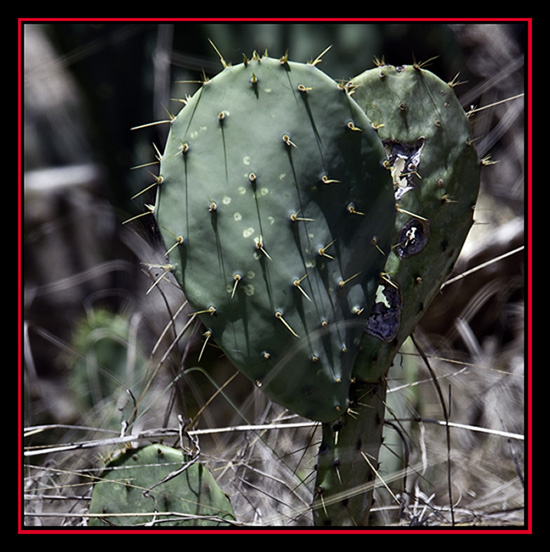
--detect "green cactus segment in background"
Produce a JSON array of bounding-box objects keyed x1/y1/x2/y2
[
  {"x1": 154, "y1": 54, "x2": 395, "y2": 422},
  {"x1": 350, "y1": 64, "x2": 481, "y2": 382},
  {"x1": 88, "y1": 444, "x2": 235, "y2": 526}
]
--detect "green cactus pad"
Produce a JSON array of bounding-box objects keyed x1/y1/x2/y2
[
  {"x1": 349, "y1": 64, "x2": 481, "y2": 381},
  {"x1": 88, "y1": 444, "x2": 235, "y2": 526},
  {"x1": 154, "y1": 54, "x2": 395, "y2": 422}
]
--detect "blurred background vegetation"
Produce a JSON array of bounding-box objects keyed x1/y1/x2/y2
[{"x1": 22, "y1": 20, "x2": 527, "y2": 527}]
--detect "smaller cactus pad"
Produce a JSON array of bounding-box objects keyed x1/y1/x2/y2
[
  {"x1": 88, "y1": 444, "x2": 235, "y2": 526},
  {"x1": 349, "y1": 63, "x2": 481, "y2": 381}
]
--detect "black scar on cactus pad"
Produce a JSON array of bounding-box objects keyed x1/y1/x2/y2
[{"x1": 365, "y1": 279, "x2": 402, "y2": 342}]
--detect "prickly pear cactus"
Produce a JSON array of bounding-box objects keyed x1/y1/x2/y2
[
  {"x1": 68, "y1": 309, "x2": 146, "y2": 424},
  {"x1": 350, "y1": 63, "x2": 481, "y2": 382},
  {"x1": 88, "y1": 444, "x2": 235, "y2": 526},
  {"x1": 313, "y1": 63, "x2": 481, "y2": 526},
  {"x1": 153, "y1": 52, "x2": 395, "y2": 422}
]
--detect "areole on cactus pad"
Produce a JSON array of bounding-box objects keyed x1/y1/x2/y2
[{"x1": 153, "y1": 53, "x2": 396, "y2": 422}]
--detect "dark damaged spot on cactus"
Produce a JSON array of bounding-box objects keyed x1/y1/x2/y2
[
  {"x1": 365, "y1": 280, "x2": 402, "y2": 342},
  {"x1": 384, "y1": 138, "x2": 425, "y2": 200},
  {"x1": 395, "y1": 218, "x2": 430, "y2": 259}
]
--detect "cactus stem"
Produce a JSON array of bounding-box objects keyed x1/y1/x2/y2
[
  {"x1": 122, "y1": 203, "x2": 155, "y2": 225},
  {"x1": 275, "y1": 311, "x2": 300, "y2": 338},
  {"x1": 318, "y1": 239, "x2": 336, "y2": 259}
]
